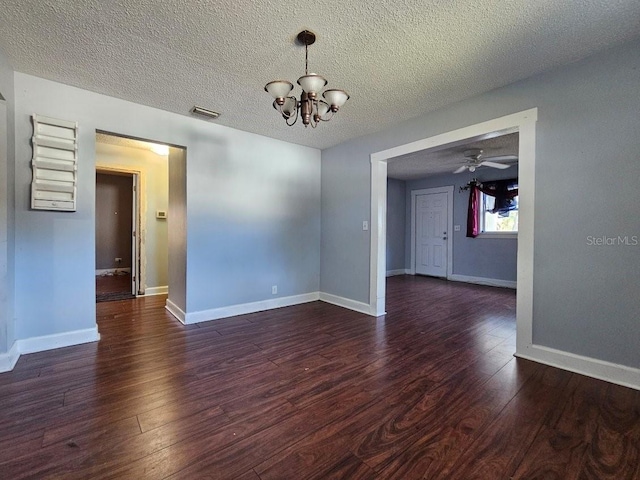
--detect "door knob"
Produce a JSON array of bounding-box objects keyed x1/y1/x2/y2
[{"x1": 443, "y1": 236, "x2": 447, "y2": 240}]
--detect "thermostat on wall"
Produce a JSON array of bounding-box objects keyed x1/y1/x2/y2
[{"x1": 156, "y1": 210, "x2": 167, "y2": 219}]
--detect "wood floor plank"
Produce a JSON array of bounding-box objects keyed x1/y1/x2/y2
[
  {"x1": 374, "y1": 359, "x2": 541, "y2": 478},
  {"x1": 0, "y1": 275, "x2": 637, "y2": 479},
  {"x1": 0, "y1": 429, "x2": 45, "y2": 464},
  {"x1": 443, "y1": 365, "x2": 573, "y2": 479}
]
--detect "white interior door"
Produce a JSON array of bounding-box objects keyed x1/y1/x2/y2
[{"x1": 415, "y1": 192, "x2": 448, "y2": 277}]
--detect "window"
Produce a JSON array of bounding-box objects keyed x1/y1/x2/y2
[{"x1": 481, "y1": 191, "x2": 518, "y2": 233}]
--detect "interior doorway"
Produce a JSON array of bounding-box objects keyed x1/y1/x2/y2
[
  {"x1": 370, "y1": 108, "x2": 537, "y2": 358},
  {"x1": 94, "y1": 132, "x2": 172, "y2": 303},
  {"x1": 95, "y1": 170, "x2": 137, "y2": 301}
]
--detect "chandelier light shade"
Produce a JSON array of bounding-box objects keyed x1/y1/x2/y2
[
  {"x1": 265, "y1": 30, "x2": 349, "y2": 128},
  {"x1": 265, "y1": 81, "x2": 293, "y2": 100},
  {"x1": 297, "y1": 74, "x2": 327, "y2": 97}
]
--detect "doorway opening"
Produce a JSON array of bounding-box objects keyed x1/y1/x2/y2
[
  {"x1": 370, "y1": 108, "x2": 537, "y2": 358},
  {"x1": 94, "y1": 132, "x2": 172, "y2": 303},
  {"x1": 95, "y1": 170, "x2": 137, "y2": 301}
]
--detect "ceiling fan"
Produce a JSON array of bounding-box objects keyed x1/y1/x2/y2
[{"x1": 453, "y1": 148, "x2": 517, "y2": 174}]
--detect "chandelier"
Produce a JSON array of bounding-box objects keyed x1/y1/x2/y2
[{"x1": 264, "y1": 30, "x2": 349, "y2": 128}]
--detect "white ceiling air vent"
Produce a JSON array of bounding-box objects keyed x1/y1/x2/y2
[{"x1": 191, "y1": 106, "x2": 220, "y2": 120}]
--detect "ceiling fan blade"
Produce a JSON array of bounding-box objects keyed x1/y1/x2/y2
[
  {"x1": 480, "y1": 161, "x2": 511, "y2": 169},
  {"x1": 483, "y1": 155, "x2": 518, "y2": 162},
  {"x1": 453, "y1": 165, "x2": 468, "y2": 174}
]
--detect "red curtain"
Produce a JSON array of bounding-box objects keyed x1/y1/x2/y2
[{"x1": 466, "y1": 185, "x2": 480, "y2": 237}]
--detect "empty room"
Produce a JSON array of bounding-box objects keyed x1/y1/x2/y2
[{"x1": 1, "y1": 1, "x2": 639, "y2": 479}]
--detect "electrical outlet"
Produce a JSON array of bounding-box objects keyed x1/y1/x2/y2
[
  {"x1": 272, "y1": 285, "x2": 278, "y2": 295},
  {"x1": 115, "y1": 257, "x2": 122, "y2": 263},
  {"x1": 454, "y1": 225, "x2": 461, "y2": 231}
]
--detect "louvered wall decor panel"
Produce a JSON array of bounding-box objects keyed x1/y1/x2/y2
[{"x1": 31, "y1": 114, "x2": 78, "y2": 211}]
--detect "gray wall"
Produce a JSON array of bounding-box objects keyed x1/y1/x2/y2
[
  {"x1": 95, "y1": 173, "x2": 133, "y2": 269},
  {"x1": 321, "y1": 38, "x2": 640, "y2": 368},
  {"x1": 386, "y1": 178, "x2": 406, "y2": 272},
  {"x1": 13, "y1": 73, "x2": 321, "y2": 340},
  {"x1": 0, "y1": 49, "x2": 15, "y2": 354},
  {"x1": 404, "y1": 169, "x2": 518, "y2": 282}
]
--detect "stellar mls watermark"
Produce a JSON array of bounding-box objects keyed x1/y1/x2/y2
[{"x1": 586, "y1": 235, "x2": 638, "y2": 246}]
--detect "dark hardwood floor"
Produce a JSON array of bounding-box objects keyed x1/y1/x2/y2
[
  {"x1": 1, "y1": 275, "x2": 638, "y2": 479},
  {"x1": 96, "y1": 272, "x2": 132, "y2": 295}
]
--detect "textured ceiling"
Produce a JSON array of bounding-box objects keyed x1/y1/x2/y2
[
  {"x1": 388, "y1": 132, "x2": 519, "y2": 180},
  {"x1": 1, "y1": 1, "x2": 639, "y2": 150}
]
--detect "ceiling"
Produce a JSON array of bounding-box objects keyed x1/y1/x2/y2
[
  {"x1": 1, "y1": 1, "x2": 639, "y2": 150},
  {"x1": 388, "y1": 132, "x2": 519, "y2": 180}
]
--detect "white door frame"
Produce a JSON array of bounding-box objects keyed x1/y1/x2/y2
[
  {"x1": 410, "y1": 186, "x2": 454, "y2": 278},
  {"x1": 95, "y1": 165, "x2": 146, "y2": 295},
  {"x1": 369, "y1": 108, "x2": 537, "y2": 358}
]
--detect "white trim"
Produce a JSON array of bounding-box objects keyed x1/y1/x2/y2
[
  {"x1": 144, "y1": 285, "x2": 168, "y2": 296},
  {"x1": 386, "y1": 269, "x2": 410, "y2": 277},
  {"x1": 516, "y1": 345, "x2": 640, "y2": 391},
  {"x1": 0, "y1": 341, "x2": 20, "y2": 373},
  {"x1": 448, "y1": 274, "x2": 517, "y2": 289},
  {"x1": 95, "y1": 268, "x2": 131, "y2": 276},
  {"x1": 185, "y1": 292, "x2": 321, "y2": 325},
  {"x1": 16, "y1": 327, "x2": 100, "y2": 355},
  {"x1": 370, "y1": 108, "x2": 537, "y2": 358},
  {"x1": 475, "y1": 232, "x2": 518, "y2": 240},
  {"x1": 319, "y1": 292, "x2": 375, "y2": 316},
  {"x1": 1, "y1": 327, "x2": 100, "y2": 372},
  {"x1": 165, "y1": 299, "x2": 186, "y2": 324},
  {"x1": 410, "y1": 186, "x2": 454, "y2": 279},
  {"x1": 369, "y1": 159, "x2": 388, "y2": 316}
]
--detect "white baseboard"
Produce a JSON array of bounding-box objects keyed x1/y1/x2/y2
[
  {"x1": 1, "y1": 327, "x2": 101, "y2": 372},
  {"x1": 319, "y1": 292, "x2": 376, "y2": 316},
  {"x1": 448, "y1": 274, "x2": 517, "y2": 289},
  {"x1": 386, "y1": 269, "x2": 410, "y2": 277},
  {"x1": 96, "y1": 268, "x2": 131, "y2": 276},
  {"x1": 516, "y1": 344, "x2": 640, "y2": 391},
  {"x1": 17, "y1": 326, "x2": 101, "y2": 355},
  {"x1": 0, "y1": 341, "x2": 20, "y2": 373},
  {"x1": 165, "y1": 299, "x2": 186, "y2": 324},
  {"x1": 185, "y1": 292, "x2": 320, "y2": 325},
  {"x1": 144, "y1": 286, "x2": 168, "y2": 296}
]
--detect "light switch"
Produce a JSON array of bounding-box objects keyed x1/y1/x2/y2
[
  {"x1": 363, "y1": 220, "x2": 369, "y2": 231},
  {"x1": 454, "y1": 225, "x2": 461, "y2": 231}
]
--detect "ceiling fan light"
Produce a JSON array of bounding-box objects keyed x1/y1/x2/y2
[
  {"x1": 265, "y1": 80, "x2": 294, "y2": 100},
  {"x1": 297, "y1": 74, "x2": 327, "y2": 96},
  {"x1": 323, "y1": 89, "x2": 349, "y2": 109}
]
